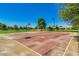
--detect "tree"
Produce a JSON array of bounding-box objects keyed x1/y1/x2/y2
[
  {"x1": 60, "y1": 4, "x2": 79, "y2": 29},
  {"x1": 55, "y1": 26, "x2": 59, "y2": 30},
  {"x1": 26, "y1": 23, "x2": 31, "y2": 30},
  {"x1": 0, "y1": 22, "x2": 3, "y2": 29},
  {"x1": 35, "y1": 26, "x2": 38, "y2": 29},
  {"x1": 2, "y1": 24, "x2": 7, "y2": 30},
  {"x1": 8, "y1": 26, "x2": 14, "y2": 30},
  {"x1": 37, "y1": 18, "x2": 46, "y2": 31},
  {"x1": 0, "y1": 22, "x2": 7, "y2": 30},
  {"x1": 13, "y1": 25, "x2": 18, "y2": 30},
  {"x1": 19, "y1": 26, "x2": 23, "y2": 29},
  {"x1": 47, "y1": 26, "x2": 53, "y2": 31}
]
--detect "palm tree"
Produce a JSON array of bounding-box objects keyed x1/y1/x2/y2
[{"x1": 37, "y1": 18, "x2": 46, "y2": 31}]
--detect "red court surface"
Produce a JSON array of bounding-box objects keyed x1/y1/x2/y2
[{"x1": 9, "y1": 32, "x2": 73, "y2": 56}]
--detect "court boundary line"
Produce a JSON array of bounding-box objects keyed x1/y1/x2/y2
[
  {"x1": 13, "y1": 39, "x2": 42, "y2": 56},
  {"x1": 1, "y1": 35, "x2": 42, "y2": 56},
  {"x1": 63, "y1": 36, "x2": 73, "y2": 56}
]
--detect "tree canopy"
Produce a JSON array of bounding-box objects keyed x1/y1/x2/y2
[
  {"x1": 60, "y1": 4, "x2": 79, "y2": 29},
  {"x1": 37, "y1": 18, "x2": 46, "y2": 30}
]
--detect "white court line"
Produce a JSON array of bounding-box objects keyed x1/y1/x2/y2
[
  {"x1": 13, "y1": 39, "x2": 42, "y2": 56},
  {"x1": 63, "y1": 37, "x2": 73, "y2": 56},
  {"x1": 1, "y1": 35, "x2": 42, "y2": 56}
]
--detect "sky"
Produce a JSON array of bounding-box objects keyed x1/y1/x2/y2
[{"x1": 0, "y1": 3, "x2": 68, "y2": 27}]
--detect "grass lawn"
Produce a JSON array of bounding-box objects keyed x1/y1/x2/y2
[
  {"x1": 0, "y1": 29, "x2": 79, "y2": 34},
  {"x1": 0, "y1": 29, "x2": 37, "y2": 34},
  {"x1": 52, "y1": 29, "x2": 79, "y2": 32}
]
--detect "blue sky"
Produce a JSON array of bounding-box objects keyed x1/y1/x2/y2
[{"x1": 0, "y1": 3, "x2": 68, "y2": 27}]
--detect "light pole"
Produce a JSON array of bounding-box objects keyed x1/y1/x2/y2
[{"x1": 52, "y1": 18, "x2": 55, "y2": 31}]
